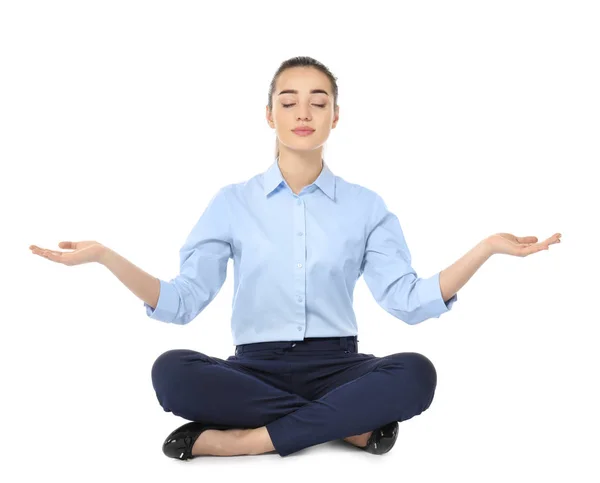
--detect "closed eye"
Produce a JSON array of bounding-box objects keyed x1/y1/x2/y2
[{"x1": 282, "y1": 103, "x2": 326, "y2": 108}]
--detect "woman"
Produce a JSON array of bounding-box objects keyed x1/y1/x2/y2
[{"x1": 29, "y1": 56, "x2": 562, "y2": 460}]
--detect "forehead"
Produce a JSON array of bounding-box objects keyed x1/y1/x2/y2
[{"x1": 277, "y1": 67, "x2": 330, "y2": 94}]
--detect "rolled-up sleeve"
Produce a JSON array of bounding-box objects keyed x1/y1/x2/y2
[
  {"x1": 359, "y1": 193, "x2": 457, "y2": 325},
  {"x1": 144, "y1": 186, "x2": 233, "y2": 325}
]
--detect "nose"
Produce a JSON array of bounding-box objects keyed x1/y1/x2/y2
[{"x1": 297, "y1": 105, "x2": 311, "y2": 121}]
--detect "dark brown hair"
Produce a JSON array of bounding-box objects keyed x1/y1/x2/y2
[{"x1": 267, "y1": 56, "x2": 339, "y2": 159}]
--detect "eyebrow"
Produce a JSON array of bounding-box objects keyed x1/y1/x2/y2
[{"x1": 278, "y1": 89, "x2": 329, "y2": 96}]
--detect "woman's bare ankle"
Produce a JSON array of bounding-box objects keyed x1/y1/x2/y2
[
  {"x1": 344, "y1": 430, "x2": 373, "y2": 448},
  {"x1": 192, "y1": 428, "x2": 246, "y2": 456}
]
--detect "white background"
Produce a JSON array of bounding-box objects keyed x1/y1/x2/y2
[{"x1": 2, "y1": 0, "x2": 599, "y2": 481}]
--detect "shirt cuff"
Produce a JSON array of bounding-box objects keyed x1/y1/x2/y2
[
  {"x1": 418, "y1": 271, "x2": 458, "y2": 318},
  {"x1": 144, "y1": 279, "x2": 180, "y2": 323}
]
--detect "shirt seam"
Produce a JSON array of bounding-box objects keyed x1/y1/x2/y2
[
  {"x1": 365, "y1": 192, "x2": 380, "y2": 241},
  {"x1": 221, "y1": 185, "x2": 235, "y2": 256}
]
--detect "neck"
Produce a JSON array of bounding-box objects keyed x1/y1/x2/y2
[{"x1": 277, "y1": 149, "x2": 324, "y2": 195}]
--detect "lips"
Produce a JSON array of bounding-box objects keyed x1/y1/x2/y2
[
  {"x1": 293, "y1": 129, "x2": 314, "y2": 137},
  {"x1": 293, "y1": 127, "x2": 315, "y2": 133}
]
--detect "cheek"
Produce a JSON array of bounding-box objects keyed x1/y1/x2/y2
[
  {"x1": 275, "y1": 116, "x2": 294, "y2": 129},
  {"x1": 316, "y1": 126, "x2": 331, "y2": 137}
]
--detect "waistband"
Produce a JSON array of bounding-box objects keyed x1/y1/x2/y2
[{"x1": 235, "y1": 336, "x2": 358, "y2": 356}]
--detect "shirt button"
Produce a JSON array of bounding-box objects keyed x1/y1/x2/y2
[
  {"x1": 297, "y1": 263, "x2": 303, "y2": 268},
  {"x1": 297, "y1": 296, "x2": 303, "y2": 302},
  {"x1": 297, "y1": 231, "x2": 303, "y2": 236},
  {"x1": 297, "y1": 326, "x2": 302, "y2": 331},
  {"x1": 297, "y1": 199, "x2": 301, "y2": 205}
]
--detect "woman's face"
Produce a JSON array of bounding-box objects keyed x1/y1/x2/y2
[{"x1": 267, "y1": 67, "x2": 339, "y2": 154}]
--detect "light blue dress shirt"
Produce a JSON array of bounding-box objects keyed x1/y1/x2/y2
[{"x1": 145, "y1": 158, "x2": 457, "y2": 345}]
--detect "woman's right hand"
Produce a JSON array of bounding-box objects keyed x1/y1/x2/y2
[{"x1": 29, "y1": 241, "x2": 106, "y2": 266}]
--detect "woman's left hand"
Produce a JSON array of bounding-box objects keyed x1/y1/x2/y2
[{"x1": 484, "y1": 232, "x2": 562, "y2": 257}]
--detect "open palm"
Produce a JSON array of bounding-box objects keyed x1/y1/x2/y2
[
  {"x1": 485, "y1": 232, "x2": 562, "y2": 257},
  {"x1": 29, "y1": 240, "x2": 104, "y2": 266}
]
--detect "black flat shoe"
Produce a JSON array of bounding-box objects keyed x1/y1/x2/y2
[
  {"x1": 362, "y1": 421, "x2": 399, "y2": 455},
  {"x1": 162, "y1": 421, "x2": 232, "y2": 460}
]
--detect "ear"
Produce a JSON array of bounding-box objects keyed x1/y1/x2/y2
[
  {"x1": 332, "y1": 104, "x2": 340, "y2": 128},
  {"x1": 265, "y1": 105, "x2": 275, "y2": 128}
]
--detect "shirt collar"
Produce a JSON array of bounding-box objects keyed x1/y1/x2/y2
[{"x1": 263, "y1": 157, "x2": 336, "y2": 201}]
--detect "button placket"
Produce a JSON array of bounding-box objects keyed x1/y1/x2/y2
[{"x1": 294, "y1": 196, "x2": 306, "y2": 334}]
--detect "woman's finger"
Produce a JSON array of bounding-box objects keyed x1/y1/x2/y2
[
  {"x1": 518, "y1": 236, "x2": 538, "y2": 243},
  {"x1": 47, "y1": 252, "x2": 66, "y2": 263},
  {"x1": 36, "y1": 250, "x2": 61, "y2": 261}
]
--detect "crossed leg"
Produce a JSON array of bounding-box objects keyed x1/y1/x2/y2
[{"x1": 151, "y1": 349, "x2": 437, "y2": 457}]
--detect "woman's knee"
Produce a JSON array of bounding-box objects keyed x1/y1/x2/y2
[
  {"x1": 151, "y1": 349, "x2": 202, "y2": 392},
  {"x1": 387, "y1": 352, "x2": 437, "y2": 392},
  {"x1": 412, "y1": 352, "x2": 437, "y2": 387}
]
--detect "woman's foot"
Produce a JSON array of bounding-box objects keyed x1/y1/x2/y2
[
  {"x1": 192, "y1": 428, "x2": 251, "y2": 456},
  {"x1": 343, "y1": 430, "x2": 373, "y2": 448},
  {"x1": 192, "y1": 427, "x2": 275, "y2": 456},
  {"x1": 191, "y1": 427, "x2": 375, "y2": 454}
]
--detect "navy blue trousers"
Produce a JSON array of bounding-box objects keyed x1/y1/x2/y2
[{"x1": 151, "y1": 336, "x2": 437, "y2": 457}]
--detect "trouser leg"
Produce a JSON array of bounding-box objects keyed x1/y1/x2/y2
[
  {"x1": 151, "y1": 349, "x2": 311, "y2": 429},
  {"x1": 266, "y1": 352, "x2": 437, "y2": 457}
]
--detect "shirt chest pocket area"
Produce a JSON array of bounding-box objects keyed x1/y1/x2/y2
[
  {"x1": 307, "y1": 222, "x2": 365, "y2": 278},
  {"x1": 235, "y1": 233, "x2": 277, "y2": 269}
]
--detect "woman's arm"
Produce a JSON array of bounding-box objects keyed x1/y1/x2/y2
[
  {"x1": 438, "y1": 240, "x2": 493, "y2": 303},
  {"x1": 99, "y1": 246, "x2": 161, "y2": 309}
]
